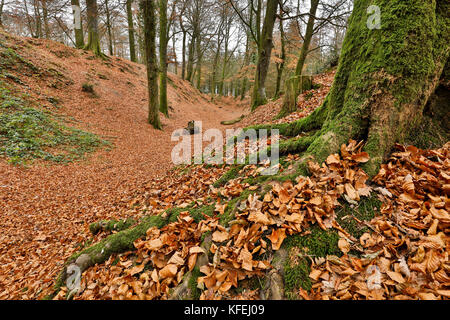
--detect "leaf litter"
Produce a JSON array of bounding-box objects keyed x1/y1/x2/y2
[{"x1": 55, "y1": 141, "x2": 449, "y2": 300}]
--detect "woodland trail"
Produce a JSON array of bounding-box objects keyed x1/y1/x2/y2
[{"x1": 0, "y1": 36, "x2": 243, "y2": 299}]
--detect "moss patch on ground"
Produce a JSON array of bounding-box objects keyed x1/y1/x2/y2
[
  {"x1": 335, "y1": 195, "x2": 382, "y2": 239},
  {"x1": 282, "y1": 226, "x2": 340, "y2": 296},
  {"x1": 0, "y1": 38, "x2": 107, "y2": 165}
]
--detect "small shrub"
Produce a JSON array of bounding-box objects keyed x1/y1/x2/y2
[{"x1": 81, "y1": 82, "x2": 95, "y2": 93}]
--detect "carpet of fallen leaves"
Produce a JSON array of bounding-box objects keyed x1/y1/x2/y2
[
  {"x1": 0, "y1": 32, "x2": 242, "y2": 299},
  {"x1": 303, "y1": 143, "x2": 450, "y2": 300},
  {"x1": 54, "y1": 141, "x2": 449, "y2": 300},
  {"x1": 237, "y1": 70, "x2": 335, "y2": 128}
]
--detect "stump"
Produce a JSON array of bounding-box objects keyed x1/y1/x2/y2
[{"x1": 277, "y1": 75, "x2": 313, "y2": 118}]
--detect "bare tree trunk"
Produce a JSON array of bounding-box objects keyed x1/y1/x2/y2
[
  {"x1": 250, "y1": 0, "x2": 278, "y2": 110},
  {"x1": 126, "y1": 0, "x2": 136, "y2": 62},
  {"x1": 180, "y1": 21, "x2": 187, "y2": 80},
  {"x1": 277, "y1": 0, "x2": 318, "y2": 117},
  {"x1": 219, "y1": 14, "x2": 231, "y2": 96},
  {"x1": 159, "y1": 0, "x2": 168, "y2": 116},
  {"x1": 0, "y1": 0, "x2": 5, "y2": 27},
  {"x1": 195, "y1": 34, "x2": 202, "y2": 89},
  {"x1": 210, "y1": 39, "x2": 221, "y2": 98},
  {"x1": 172, "y1": 31, "x2": 178, "y2": 75},
  {"x1": 105, "y1": 0, "x2": 114, "y2": 55},
  {"x1": 274, "y1": 14, "x2": 286, "y2": 99},
  {"x1": 85, "y1": 0, "x2": 102, "y2": 56},
  {"x1": 186, "y1": 34, "x2": 195, "y2": 83},
  {"x1": 41, "y1": 0, "x2": 50, "y2": 39},
  {"x1": 33, "y1": 0, "x2": 43, "y2": 38},
  {"x1": 293, "y1": 0, "x2": 319, "y2": 86},
  {"x1": 141, "y1": 0, "x2": 161, "y2": 129},
  {"x1": 71, "y1": 0, "x2": 84, "y2": 48},
  {"x1": 240, "y1": 1, "x2": 253, "y2": 101},
  {"x1": 23, "y1": 0, "x2": 37, "y2": 37}
]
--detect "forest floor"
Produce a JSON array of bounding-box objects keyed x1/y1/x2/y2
[
  {"x1": 3, "y1": 32, "x2": 447, "y2": 301},
  {"x1": 0, "y1": 30, "x2": 335, "y2": 298},
  {"x1": 0, "y1": 32, "x2": 245, "y2": 299}
]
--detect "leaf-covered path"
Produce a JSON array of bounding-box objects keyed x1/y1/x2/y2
[{"x1": 0, "y1": 34, "x2": 243, "y2": 299}]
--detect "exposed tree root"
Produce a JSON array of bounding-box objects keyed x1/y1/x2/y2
[
  {"x1": 262, "y1": 248, "x2": 287, "y2": 300},
  {"x1": 89, "y1": 218, "x2": 136, "y2": 235},
  {"x1": 220, "y1": 114, "x2": 245, "y2": 125},
  {"x1": 168, "y1": 234, "x2": 212, "y2": 300},
  {"x1": 244, "y1": 101, "x2": 327, "y2": 138},
  {"x1": 52, "y1": 215, "x2": 164, "y2": 297}
]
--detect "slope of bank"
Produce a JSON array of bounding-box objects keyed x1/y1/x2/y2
[{"x1": 0, "y1": 30, "x2": 242, "y2": 299}]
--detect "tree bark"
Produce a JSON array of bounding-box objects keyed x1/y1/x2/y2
[
  {"x1": 0, "y1": 0, "x2": 5, "y2": 27},
  {"x1": 195, "y1": 33, "x2": 202, "y2": 89},
  {"x1": 277, "y1": 75, "x2": 312, "y2": 118},
  {"x1": 71, "y1": 0, "x2": 84, "y2": 48},
  {"x1": 42, "y1": 0, "x2": 50, "y2": 39},
  {"x1": 105, "y1": 0, "x2": 114, "y2": 55},
  {"x1": 126, "y1": 0, "x2": 136, "y2": 62},
  {"x1": 159, "y1": 0, "x2": 169, "y2": 116},
  {"x1": 141, "y1": 0, "x2": 162, "y2": 129},
  {"x1": 250, "y1": 0, "x2": 278, "y2": 111},
  {"x1": 33, "y1": 0, "x2": 43, "y2": 38},
  {"x1": 85, "y1": 0, "x2": 102, "y2": 56},
  {"x1": 293, "y1": 0, "x2": 319, "y2": 85},
  {"x1": 274, "y1": 14, "x2": 286, "y2": 99},
  {"x1": 276, "y1": 0, "x2": 318, "y2": 117},
  {"x1": 186, "y1": 34, "x2": 195, "y2": 83}
]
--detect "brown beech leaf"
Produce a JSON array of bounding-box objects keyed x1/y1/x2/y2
[
  {"x1": 212, "y1": 230, "x2": 229, "y2": 242},
  {"x1": 338, "y1": 238, "x2": 350, "y2": 254},
  {"x1": 128, "y1": 264, "x2": 145, "y2": 276},
  {"x1": 238, "y1": 247, "x2": 253, "y2": 272},
  {"x1": 159, "y1": 264, "x2": 178, "y2": 279},
  {"x1": 187, "y1": 253, "x2": 198, "y2": 271},
  {"x1": 386, "y1": 271, "x2": 405, "y2": 284},
  {"x1": 267, "y1": 228, "x2": 286, "y2": 251},
  {"x1": 351, "y1": 152, "x2": 369, "y2": 163}
]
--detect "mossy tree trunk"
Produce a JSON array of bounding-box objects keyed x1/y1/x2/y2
[
  {"x1": 159, "y1": 0, "x2": 169, "y2": 117},
  {"x1": 85, "y1": 0, "x2": 102, "y2": 56},
  {"x1": 256, "y1": 0, "x2": 449, "y2": 176},
  {"x1": 141, "y1": 0, "x2": 162, "y2": 130}
]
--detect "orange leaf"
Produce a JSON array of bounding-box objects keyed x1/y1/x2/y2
[{"x1": 267, "y1": 228, "x2": 286, "y2": 250}]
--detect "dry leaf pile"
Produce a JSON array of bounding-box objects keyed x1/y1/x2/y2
[
  {"x1": 304, "y1": 143, "x2": 450, "y2": 300},
  {"x1": 124, "y1": 165, "x2": 228, "y2": 217},
  {"x1": 56, "y1": 140, "x2": 380, "y2": 300},
  {"x1": 53, "y1": 141, "x2": 449, "y2": 300}
]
